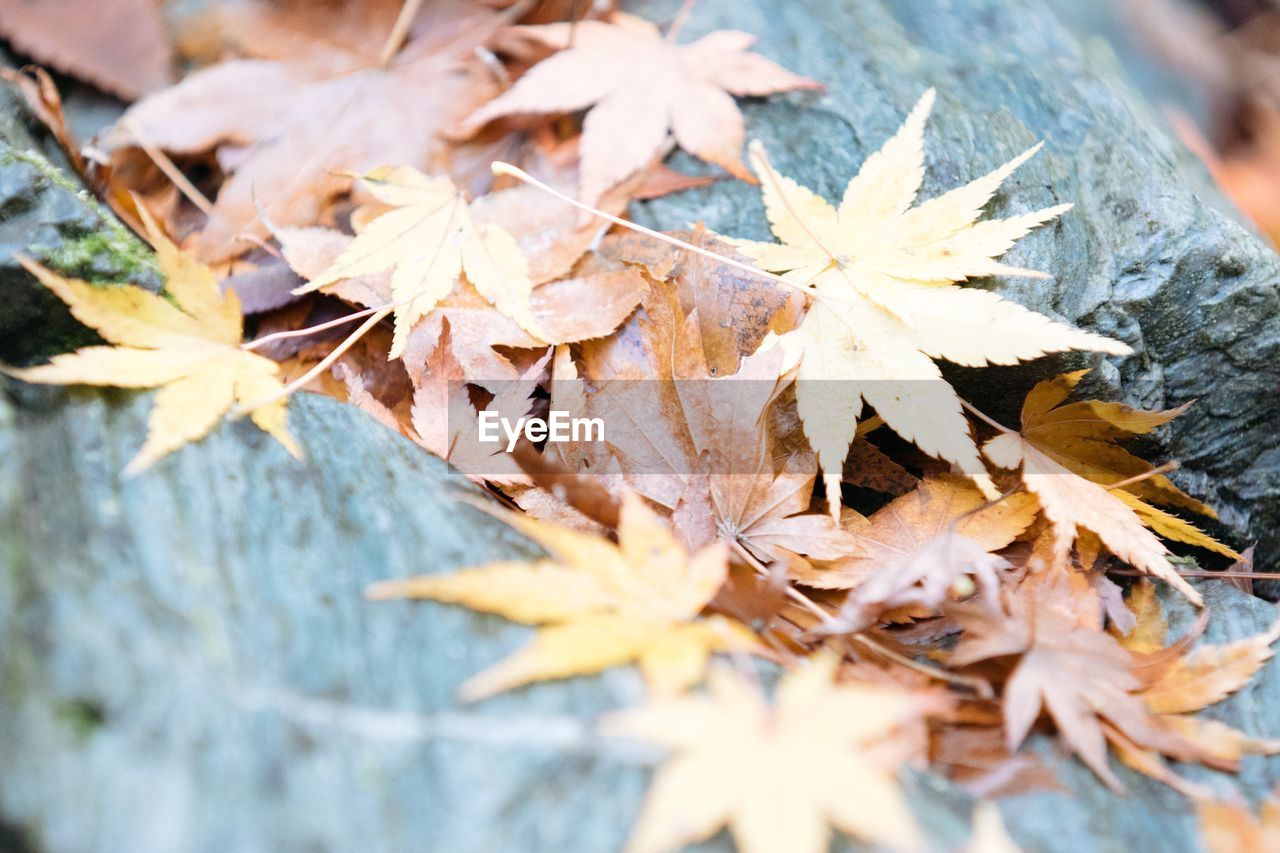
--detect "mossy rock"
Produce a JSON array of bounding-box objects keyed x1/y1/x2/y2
[{"x1": 0, "y1": 75, "x2": 158, "y2": 365}]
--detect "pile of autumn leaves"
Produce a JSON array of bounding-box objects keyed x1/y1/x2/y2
[{"x1": 7, "y1": 1, "x2": 1280, "y2": 850}]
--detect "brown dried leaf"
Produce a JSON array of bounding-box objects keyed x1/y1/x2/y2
[
  {"x1": 108, "y1": 0, "x2": 501, "y2": 260},
  {"x1": 0, "y1": 0, "x2": 173, "y2": 100},
  {"x1": 462, "y1": 12, "x2": 819, "y2": 205}
]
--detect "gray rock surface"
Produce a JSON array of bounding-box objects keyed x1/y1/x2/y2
[
  {"x1": 3, "y1": 386, "x2": 1280, "y2": 853},
  {"x1": 6, "y1": 0, "x2": 1280, "y2": 850},
  {"x1": 631, "y1": 0, "x2": 1280, "y2": 564}
]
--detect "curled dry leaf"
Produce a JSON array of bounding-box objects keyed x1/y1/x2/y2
[
  {"x1": 732, "y1": 89, "x2": 1130, "y2": 516},
  {"x1": 462, "y1": 12, "x2": 820, "y2": 205},
  {"x1": 366, "y1": 493, "x2": 757, "y2": 700},
  {"x1": 603, "y1": 653, "x2": 942, "y2": 853},
  {"x1": 816, "y1": 532, "x2": 1013, "y2": 637},
  {"x1": 1, "y1": 208, "x2": 298, "y2": 472}
]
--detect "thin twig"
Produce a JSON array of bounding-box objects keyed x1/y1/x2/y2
[
  {"x1": 847, "y1": 633, "x2": 994, "y2": 699},
  {"x1": 960, "y1": 398, "x2": 1013, "y2": 434},
  {"x1": 379, "y1": 0, "x2": 425, "y2": 67},
  {"x1": 490, "y1": 162, "x2": 815, "y2": 299},
  {"x1": 1110, "y1": 568, "x2": 1280, "y2": 580},
  {"x1": 665, "y1": 0, "x2": 698, "y2": 42},
  {"x1": 1105, "y1": 461, "x2": 1178, "y2": 492},
  {"x1": 235, "y1": 307, "x2": 391, "y2": 414},
  {"x1": 122, "y1": 118, "x2": 214, "y2": 215},
  {"x1": 241, "y1": 305, "x2": 386, "y2": 351}
]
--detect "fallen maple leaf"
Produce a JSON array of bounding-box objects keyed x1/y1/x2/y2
[
  {"x1": 1198, "y1": 790, "x2": 1280, "y2": 853},
  {"x1": 984, "y1": 406, "x2": 1205, "y2": 606},
  {"x1": 674, "y1": 450, "x2": 856, "y2": 566},
  {"x1": 107, "y1": 0, "x2": 501, "y2": 260},
  {"x1": 294, "y1": 165, "x2": 543, "y2": 358},
  {"x1": 950, "y1": 567, "x2": 1187, "y2": 790},
  {"x1": 732, "y1": 89, "x2": 1130, "y2": 515},
  {"x1": 794, "y1": 475, "x2": 1037, "y2": 591},
  {"x1": 280, "y1": 209, "x2": 646, "y2": 376},
  {"x1": 461, "y1": 12, "x2": 820, "y2": 205},
  {"x1": 1116, "y1": 582, "x2": 1280, "y2": 715},
  {"x1": 366, "y1": 492, "x2": 756, "y2": 699},
  {"x1": 2, "y1": 209, "x2": 299, "y2": 472},
  {"x1": 0, "y1": 0, "x2": 173, "y2": 100},
  {"x1": 603, "y1": 654, "x2": 938, "y2": 853},
  {"x1": 1010, "y1": 370, "x2": 1237, "y2": 558}
]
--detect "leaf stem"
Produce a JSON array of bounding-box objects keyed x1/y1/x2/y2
[
  {"x1": 235, "y1": 307, "x2": 391, "y2": 414},
  {"x1": 489, "y1": 162, "x2": 815, "y2": 300},
  {"x1": 959, "y1": 398, "x2": 1013, "y2": 434},
  {"x1": 665, "y1": 0, "x2": 698, "y2": 42},
  {"x1": 1104, "y1": 461, "x2": 1178, "y2": 492},
  {"x1": 241, "y1": 305, "x2": 386, "y2": 351},
  {"x1": 379, "y1": 0, "x2": 425, "y2": 67},
  {"x1": 122, "y1": 118, "x2": 214, "y2": 215}
]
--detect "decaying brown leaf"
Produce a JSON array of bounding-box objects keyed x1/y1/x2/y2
[
  {"x1": 462, "y1": 12, "x2": 819, "y2": 205},
  {"x1": 0, "y1": 0, "x2": 173, "y2": 100},
  {"x1": 108, "y1": 0, "x2": 502, "y2": 260}
]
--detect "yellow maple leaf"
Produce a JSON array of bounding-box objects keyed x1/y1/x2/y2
[
  {"x1": 603, "y1": 653, "x2": 939, "y2": 853},
  {"x1": 366, "y1": 493, "x2": 757, "y2": 700},
  {"x1": 3, "y1": 208, "x2": 299, "y2": 473},
  {"x1": 1011, "y1": 369, "x2": 1237, "y2": 558},
  {"x1": 296, "y1": 165, "x2": 544, "y2": 358},
  {"x1": 985, "y1": 430, "x2": 1203, "y2": 605},
  {"x1": 731, "y1": 89, "x2": 1130, "y2": 516},
  {"x1": 1198, "y1": 791, "x2": 1280, "y2": 853}
]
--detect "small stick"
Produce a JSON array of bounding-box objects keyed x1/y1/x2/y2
[
  {"x1": 1104, "y1": 461, "x2": 1178, "y2": 492},
  {"x1": 379, "y1": 0, "x2": 425, "y2": 67},
  {"x1": 122, "y1": 118, "x2": 214, "y2": 215},
  {"x1": 1111, "y1": 568, "x2": 1280, "y2": 580},
  {"x1": 241, "y1": 305, "x2": 387, "y2": 351},
  {"x1": 490, "y1": 162, "x2": 816, "y2": 300},
  {"x1": 236, "y1": 307, "x2": 390, "y2": 414},
  {"x1": 847, "y1": 633, "x2": 994, "y2": 700},
  {"x1": 665, "y1": 0, "x2": 698, "y2": 42}
]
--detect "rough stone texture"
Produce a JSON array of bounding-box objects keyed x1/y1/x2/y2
[
  {"x1": 0, "y1": 67, "x2": 158, "y2": 366},
  {"x1": 6, "y1": 0, "x2": 1280, "y2": 850},
  {"x1": 631, "y1": 0, "x2": 1280, "y2": 565},
  {"x1": 3, "y1": 385, "x2": 1280, "y2": 853}
]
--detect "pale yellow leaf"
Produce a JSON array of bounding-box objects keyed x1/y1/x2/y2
[{"x1": 734, "y1": 91, "x2": 1128, "y2": 518}]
